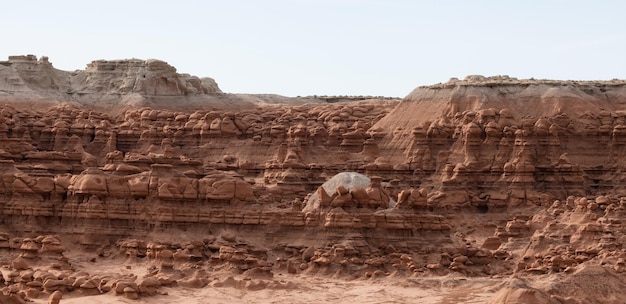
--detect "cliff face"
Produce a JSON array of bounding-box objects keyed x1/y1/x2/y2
[
  {"x1": 0, "y1": 55, "x2": 221, "y2": 96},
  {"x1": 0, "y1": 86, "x2": 406, "y2": 255},
  {"x1": 373, "y1": 76, "x2": 626, "y2": 202},
  {"x1": 0, "y1": 55, "x2": 245, "y2": 113},
  {"x1": 75, "y1": 58, "x2": 221, "y2": 95},
  {"x1": 1, "y1": 58, "x2": 626, "y2": 303}
]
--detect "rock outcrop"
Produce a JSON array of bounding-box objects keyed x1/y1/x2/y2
[
  {"x1": 1, "y1": 57, "x2": 626, "y2": 303},
  {"x1": 0, "y1": 55, "x2": 323, "y2": 110}
]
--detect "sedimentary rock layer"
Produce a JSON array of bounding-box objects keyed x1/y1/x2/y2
[{"x1": 0, "y1": 57, "x2": 625, "y2": 303}]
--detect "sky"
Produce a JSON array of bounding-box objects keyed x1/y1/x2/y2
[{"x1": 1, "y1": 0, "x2": 625, "y2": 97}]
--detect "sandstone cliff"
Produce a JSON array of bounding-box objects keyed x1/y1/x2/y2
[
  {"x1": 0, "y1": 57, "x2": 625, "y2": 303},
  {"x1": 0, "y1": 55, "x2": 323, "y2": 111},
  {"x1": 374, "y1": 75, "x2": 626, "y2": 202}
]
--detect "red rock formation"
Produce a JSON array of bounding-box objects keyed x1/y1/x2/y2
[{"x1": 2, "y1": 57, "x2": 626, "y2": 302}]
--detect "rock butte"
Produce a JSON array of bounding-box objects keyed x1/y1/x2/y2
[{"x1": 0, "y1": 55, "x2": 625, "y2": 303}]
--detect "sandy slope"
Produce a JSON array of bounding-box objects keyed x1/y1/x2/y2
[
  {"x1": 34, "y1": 275, "x2": 500, "y2": 304},
  {"x1": 24, "y1": 252, "x2": 501, "y2": 304}
]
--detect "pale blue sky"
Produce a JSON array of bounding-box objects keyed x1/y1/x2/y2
[{"x1": 2, "y1": 1, "x2": 625, "y2": 97}]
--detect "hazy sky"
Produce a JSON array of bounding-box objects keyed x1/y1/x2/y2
[{"x1": 2, "y1": 1, "x2": 625, "y2": 97}]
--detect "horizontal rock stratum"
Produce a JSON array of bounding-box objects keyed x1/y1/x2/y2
[{"x1": 0, "y1": 56, "x2": 625, "y2": 303}]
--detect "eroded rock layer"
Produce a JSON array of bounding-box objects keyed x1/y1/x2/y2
[
  {"x1": 0, "y1": 55, "x2": 324, "y2": 110},
  {"x1": 0, "y1": 58, "x2": 625, "y2": 303}
]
